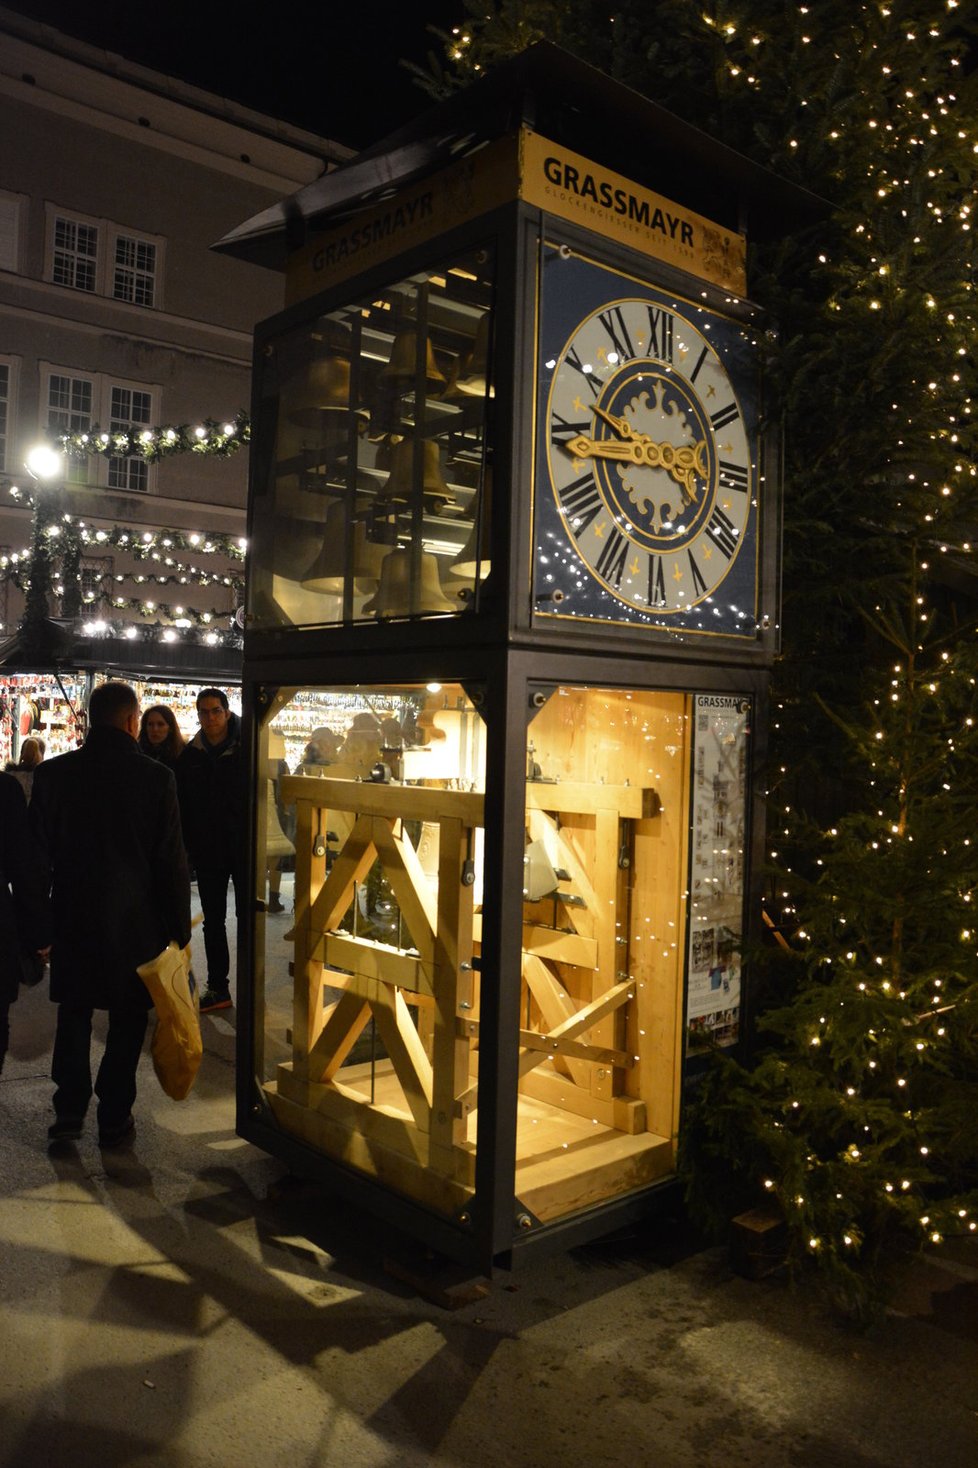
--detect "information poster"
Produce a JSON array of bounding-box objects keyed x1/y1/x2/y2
[{"x1": 686, "y1": 695, "x2": 750, "y2": 1048}]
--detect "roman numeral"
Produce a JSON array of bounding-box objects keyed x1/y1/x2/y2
[
  {"x1": 705, "y1": 505, "x2": 739, "y2": 559},
  {"x1": 689, "y1": 344, "x2": 709, "y2": 383},
  {"x1": 551, "y1": 412, "x2": 590, "y2": 445},
  {"x1": 595, "y1": 528, "x2": 629, "y2": 588},
  {"x1": 647, "y1": 308, "x2": 674, "y2": 362},
  {"x1": 649, "y1": 556, "x2": 666, "y2": 607},
  {"x1": 565, "y1": 346, "x2": 603, "y2": 393},
  {"x1": 710, "y1": 402, "x2": 740, "y2": 431},
  {"x1": 598, "y1": 307, "x2": 636, "y2": 362},
  {"x1": 719, "y1": 459, "x2": 750, "y2": 493},
  {"x1": 687, "y1": 549, "x2": 708, "y2": 596},
  {"x1": 559, "y1": 474, "x2": 604, "y2": 532}
]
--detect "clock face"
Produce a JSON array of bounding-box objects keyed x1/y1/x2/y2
[{"x1": 534, "y1": 251, "x2": 761, "y2": 637}]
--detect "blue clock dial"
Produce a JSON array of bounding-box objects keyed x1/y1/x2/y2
[{"x1": 535, "y1": 253, "x2": 760, "y2": 637}]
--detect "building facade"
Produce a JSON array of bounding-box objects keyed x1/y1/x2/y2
[{"x1": 0, "y1": 6, "x2": 350, "y2": 642}]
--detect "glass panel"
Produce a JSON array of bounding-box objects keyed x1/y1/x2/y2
[
  {"x1": 685, "y1": 694, "x2": 750, "y2": 1049},
  {"x1": 249, "y1": 246, "x2": 494, "y2": 629},
  {"x1": 516, "y1": 685, "x2": 691, "y2": 1225},
  {"x1": 254, "y1": 682, "x2": 485, "y2": 1220}
]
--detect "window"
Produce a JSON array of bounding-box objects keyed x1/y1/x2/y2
[
  {"x1": 113, "y1": 234, "x2": 157, "y2": 307},
  {"x1": 46, "y1": 208, "x2": 163, "y2": 307},
  {"x1": 52, "y1": 216, "x2": 98, "y2": 293},
  {"x1": 46, "y1": 373, "x2": 94, "y2": 485},
  {"x1": 108, "y1": 385, "x2": 152, "y2": 492},
  {"x1": 41, "y1": 365, "x2": 157, "y2": 492},
  {"x1": 80, "y1": 555, "x2": 112, "y2": 608}
]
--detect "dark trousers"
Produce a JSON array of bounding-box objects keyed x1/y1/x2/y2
[
  {"x1": 52, "y1": 1003, "x2": 149, "y2": 1127},
  {"x1": 195, "y1": 859, "x2": 244, "y2": 993}
]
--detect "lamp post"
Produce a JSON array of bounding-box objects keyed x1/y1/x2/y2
[{"x1": 23, "y1": 442, "x2": 82, "y2": 624}]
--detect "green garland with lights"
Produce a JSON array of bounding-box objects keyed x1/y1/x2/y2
[{"x1": 56, "y1": 411, "x2": 250, "y2": 463}]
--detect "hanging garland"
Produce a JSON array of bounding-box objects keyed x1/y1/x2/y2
[
  {"x1": 57, "y1": 412, "x2": 251, "y2": 463},
  {"x1": 77, "y1": 523, "x2": 247, "y2": 562},
  {"x1": 1, "y1": 416, "x2": 251, "y2": 643},
  {"x1": 73, "y1": 614, "x2": 242, "y2": 648}
]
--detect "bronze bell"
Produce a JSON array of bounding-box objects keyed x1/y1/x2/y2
[
  {"x1": 453, "y1": 311, "x2": 493, "y2": 399},
  {"x1": 300, "y1": 499, "x2": 386, "y2": 594},
  {"x1": 380, "y1": 436, "x2": 453, "y2": 512},
  {"x1": 362, "y1": 547, "x2": 457, "y2": 618},
  {"x1": 447, "y1": 467, "x2": 492, "y2": 584},
  {"x1": 288, "y1": 356, "x2": 367, "y2": 427},
  {"x1": 381, "y1": 328, "x2": 446, "y2": 387}
]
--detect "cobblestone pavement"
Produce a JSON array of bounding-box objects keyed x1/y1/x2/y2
[{"x1": 1, "y1": 896, "x2": 976, "y2": 1468}]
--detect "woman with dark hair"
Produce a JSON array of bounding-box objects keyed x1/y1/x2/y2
[{"x1": 138, "y1": 705, "x2": 186, "y2": 769}]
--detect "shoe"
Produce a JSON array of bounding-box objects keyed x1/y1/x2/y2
[
  {"x1": 98, "y1": 1115, "x2": 135, "y2": 1148},
  {"x1": 199, "y1": 989, "x2": 233, "y2": 1013},
  {"x1": 48, "y1": 1116, "x2": 84, "y2": 1143},
  {"x1": 267, "y1": 894, "x2": 285, "y2": 914}
]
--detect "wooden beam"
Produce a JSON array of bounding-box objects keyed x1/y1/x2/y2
[
  {"x1": 547, "y1": 979, "x2": 634, "y2": 1044},
  {"x1": 525, "y1": 781, "x2": 647, "y2": 818},
  {"x1": 307, "y1": 813, "x2": 377, "y2": 934},
  {"x1": 522, "y1": 952, "x2": 590, "y2": 1086},
  {"x1": 305, "y1": 989, "x2": 372, "y2": 1083},
  {"x1": 371, "y1": 984, "x2": 434, "y2": 1133},
  {"x1": 458, "y1": 1018, "x2": 633, "y2": 1068},
  {"x1": 521, "y1": 922, "x2": 598, "y2": 970},
  {"x1": 282, "y1": 775, "x2": 484, "y2": 827},
  {"x1": 322, "y1": 932, "x2": 432, "y2": 996},
  {"x1": 370, "y1": 816, "x2": 437, "y2": 963},
  {"x1": 430, "y1": 815, "x2": 476, "y2": 1159}
]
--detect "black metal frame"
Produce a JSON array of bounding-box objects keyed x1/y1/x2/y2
[{"x1": 236, "y1": 162, "x2": 779, "y2": 1276}]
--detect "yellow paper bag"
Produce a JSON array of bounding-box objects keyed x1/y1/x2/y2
[{"x1": 137, "y1": 940, "x2": 202, "y2": 1100}]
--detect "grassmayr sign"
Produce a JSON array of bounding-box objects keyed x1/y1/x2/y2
[
  {"x1": 520, "y1": 132, "x2": 746, "y2": 294},
  {"x1": 285, "y1": 128, "x2": 746, "y2": 306}
]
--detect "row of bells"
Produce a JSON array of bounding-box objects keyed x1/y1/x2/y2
[
  {"x1": 301, "y1": 494, "x2": 490, "y2": 618},
  {"x1": 287, "y1": 315, "x2": 492, "y2": 422},
  {"x1": 304, "y1": 436, "x2": 467, "y2": 518}
]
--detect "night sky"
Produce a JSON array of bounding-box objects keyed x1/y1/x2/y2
[{"x1": 5, "y1": 0, "x2": 466, "y2": 149}]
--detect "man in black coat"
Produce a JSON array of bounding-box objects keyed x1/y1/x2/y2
[
  {"x1": 31, "y1": 681, "x2": 191, "y2": 1145},
  {"x1": 0, "y1": 772, "x2": 50, "y2": 1074},
  {"x1": 176, "y1": 687, "x2": 245, "y2": 1013}
]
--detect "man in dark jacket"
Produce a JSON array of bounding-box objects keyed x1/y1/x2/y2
[
  {"x1": 31, "y1": 681, "x2": 191, "y2": 1145},
  {"x1": 175, "y1": 687, "x2": 245, "y2": 1013},
  {"x1": 0, "y1": 772, "x2": 50, "y2": 1075}
]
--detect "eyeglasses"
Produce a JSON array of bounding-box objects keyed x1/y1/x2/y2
[{"x1": 198, "y1": 705, "x2": 227, "y2": 719}]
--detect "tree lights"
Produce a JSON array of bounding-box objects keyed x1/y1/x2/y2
[{"x1": 419, "y1": 0, "x2": 978, "y2": 1318}]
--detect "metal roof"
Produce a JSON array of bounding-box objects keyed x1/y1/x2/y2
[{"x1": 213, "y1": 41, "x2": 828, "y2": 272}]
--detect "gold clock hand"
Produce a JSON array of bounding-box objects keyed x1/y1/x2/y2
[
  {"x1": 591, "y1": 404, "x2": 633, "y2": 439},
  {"x1": 567, "y1": 435, "x2": 647, "y2": 462},
  {"x1": 565, "y1": 435, "x2": 711, "y2": 503}
]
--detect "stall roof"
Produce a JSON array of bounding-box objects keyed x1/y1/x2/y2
[
  {"x1": 0, "y1": 619, "x2": 241, "y2": 682},
  {"x1": 213, "y1": 41, "x2": 828, "y2": 272}
]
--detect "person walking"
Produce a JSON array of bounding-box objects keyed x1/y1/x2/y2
[
  {"x1": 176, "y1": 688, "x2": 245, "y2": 1013},
  {"x1": 30, "y1": 682, "x2": 191, "y2": 1146},
  {"x1": 0, "y1": 771, "x2": 50, "y2": 1075},
  {"x1": 138, "y1": 704, "x2": 186, "y2": 769}
]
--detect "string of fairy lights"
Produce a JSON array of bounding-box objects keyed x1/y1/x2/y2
[
  {"x1": 670, "y1": 3, "x2": 977, "y2": 1294},
  {"x1": 0, "y1": 416, "x2": 252, "y2": 645}
]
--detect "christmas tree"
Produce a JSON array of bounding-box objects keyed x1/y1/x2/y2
[{"x1": 419, "y1": 1, "x2": 978, "y2": 1316}]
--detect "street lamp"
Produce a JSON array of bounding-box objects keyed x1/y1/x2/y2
[
  {"x1": 25, "y1": 443, "x2": 65, "y2": 483},
  {"x1": 23, "y1": 440, "x2": 82, "y2": 622}
]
